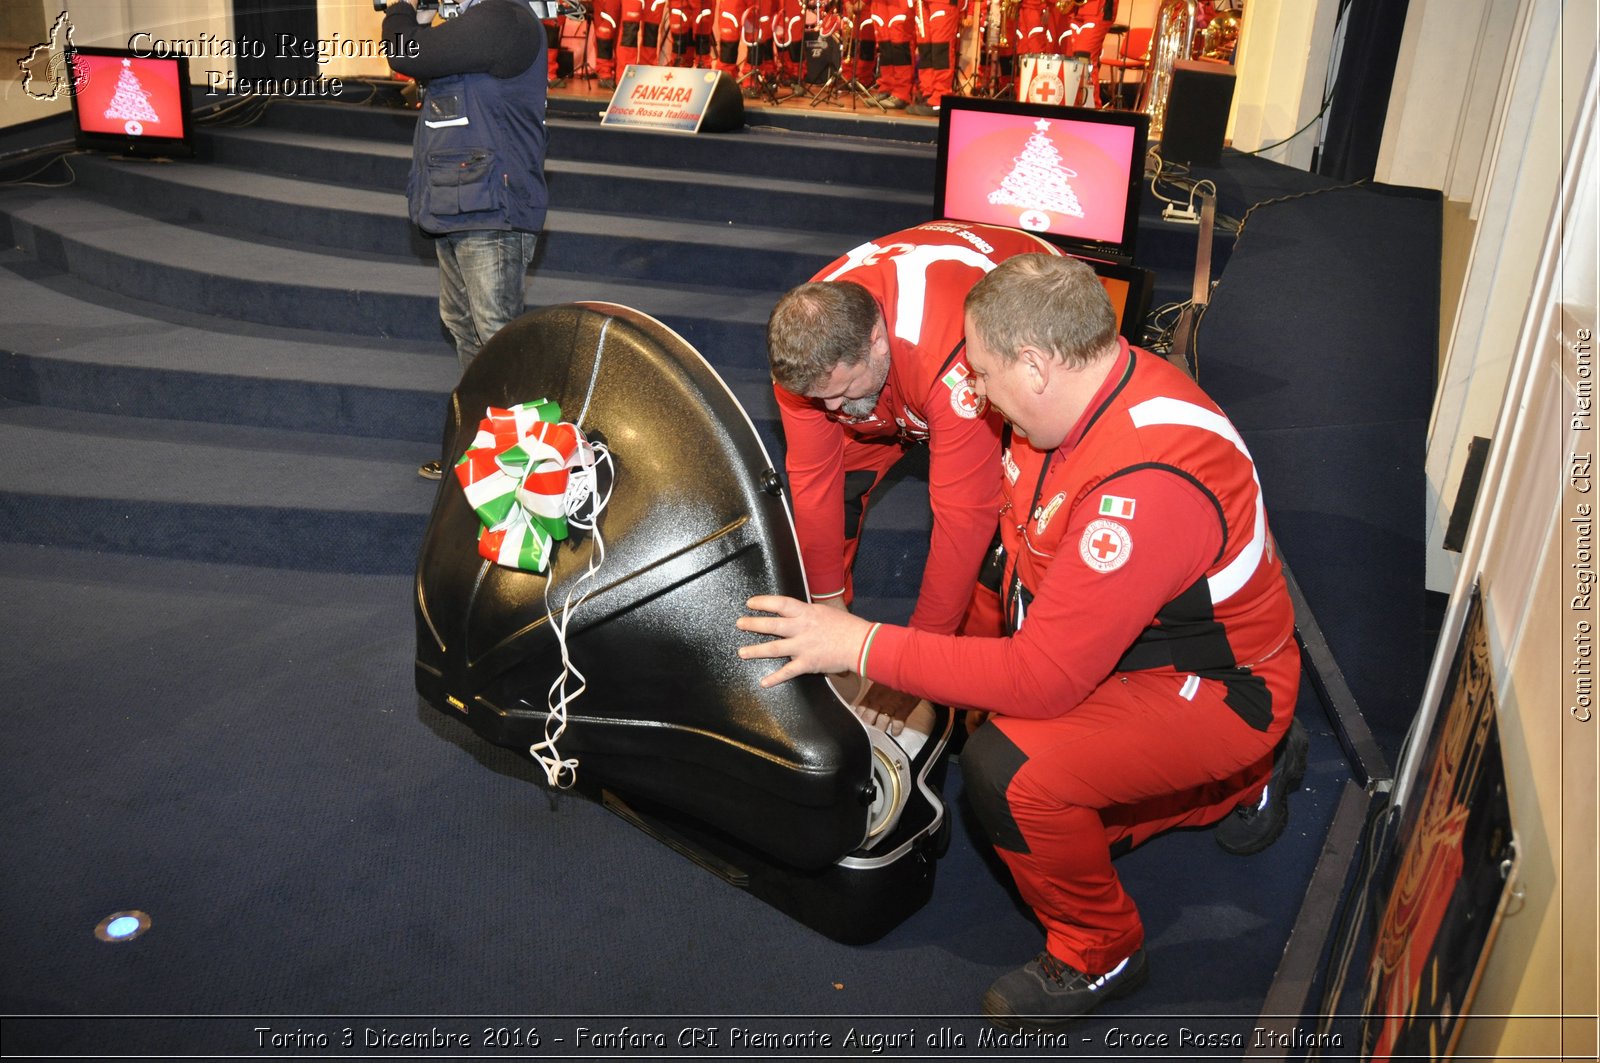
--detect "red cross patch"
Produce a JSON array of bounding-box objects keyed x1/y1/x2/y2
[
  {"x1": 949, "y1": 379, "x2": 987, "y2": 419},
  {"x1": 1079, "y1": 518, "x2": 1133, "y2": 573}
]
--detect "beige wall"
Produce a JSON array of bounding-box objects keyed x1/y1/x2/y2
[
  {"x1": 1, "y1": 0, "x2": 394, "y2": 131},
  {"x1": 1388, "y1": 2, "x2": 1599, "y2": 1057}
]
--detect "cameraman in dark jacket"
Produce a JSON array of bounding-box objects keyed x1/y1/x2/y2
[{"x1": 383, "y1": 0, "x2": 548, "y2": 479}]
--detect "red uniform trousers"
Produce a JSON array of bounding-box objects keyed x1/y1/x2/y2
[
  {"x1": 1014, "y1": 0, "x2": 1051, "y2": 55},
  {"x1": 616, "y1": 0, "x2": 669, "y2": 69},
  {"x1": 692, "y1": 2, "x2": 714, "y2": 65},
  {"x1": 774, "y1": 0, "x2": 805, "y2": 80},
  {"x1": 870, "y1": 0, "x2": 915, "y2": 102},
  {"x1": 852, "y1": 7, "x2": 879, "y2": 87},
  {"x1": 668, "y1": 0, "x2": 703, "y2": 65},
  {"x1": 712, "y1": 0, "x2": 748, "y2": 77},
  {"x1": 594, "y1": 0, "x2": 622, "y2": 78},
  {"x1": 961, "y1": 654, "x2": 1297, "y2": 974},
  {"x1": 915, "y1": 0, "x2": 959, "y2": 106},
  {"x1": 543, "y1": 16, "x2": 564, "y2": 79},
  {"x1": 827, "y1": 435, "x2": 918, "y2": 608}
]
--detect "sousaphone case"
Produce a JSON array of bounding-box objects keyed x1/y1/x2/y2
[{"x1": 414, "y1": 302, "x2": 952, "y2": 943}]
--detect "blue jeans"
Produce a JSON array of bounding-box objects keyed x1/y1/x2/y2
[{"x1": 435, "y1": 229, "x2": 539, "y2": 372}]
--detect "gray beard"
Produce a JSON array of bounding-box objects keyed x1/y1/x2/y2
[{"x1": 840, "y1": 392, "x2": 880, "y2": 418}]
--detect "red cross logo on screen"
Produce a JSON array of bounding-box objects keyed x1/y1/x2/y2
[{"x1": 1079, "y1": 518, "x2": 1132, "y2": 573}]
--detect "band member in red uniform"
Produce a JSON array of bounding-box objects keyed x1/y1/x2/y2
[
  {"x1": 615, "y1": 0, "x2": 669, "y2": 70},
  {"x1": 712, "y1": 0, "x2": 745, "y2": 78},
  {"x1": 774, "y1": 0, "x2": 806, "y2": 84},
  {"x1": 593, "y1": 0, "x2": 621, "y2": 84},
  {"x1": 1059, "y1": 0, "x2": 1112, "y2": 54},
  {"x1": 848, "y1": 0, "x2": 878, "y2": 90},
  {"x1": 668, "y1": 0, "x2": 703, "y2": 65},
  {"x1": 693, "y1": 0, "x2": 714, "y2": 64},
  {"x1": 740, "y1": 254, "x2": 1307, "y2": 1030},
  {"x1": 907, "y1": 0, "x2": 958, "y2": 114},
  {"x1": 764, "y1": 222, "x2": 1062, "y2": 644},
  {"x1": 866, "y1": 0, "x2": 914, "y2": 107}
]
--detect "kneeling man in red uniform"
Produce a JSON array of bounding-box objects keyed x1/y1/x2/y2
[
  {"x1": 766, "y1": 221, "x2": 1061, "y2": 644},
  {"x1": 740, "y1": 253, "x2": 1307, "y2": 1030}
]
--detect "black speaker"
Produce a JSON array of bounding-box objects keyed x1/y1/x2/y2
[
  {"x1": 699, "y1": 69, "x2": 746, "y2": 133},
  {"x1": 1160, "y1": 59, "x2": 1236, "y2": 167}
]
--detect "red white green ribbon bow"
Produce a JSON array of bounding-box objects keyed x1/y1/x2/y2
[{"x1": 452, "y1": 399, "x2": 594, "y2": 572}]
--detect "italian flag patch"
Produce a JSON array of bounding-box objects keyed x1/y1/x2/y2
[
  {"x1": 941, "y1": 364, "x2": 970, "y2": 390},
  {"x1": 1099, "y1": 494, "x2": 1137, "y2": 519}
]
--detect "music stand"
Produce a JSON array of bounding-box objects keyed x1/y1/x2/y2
[{"x1": 960, "y1": 0, "x2": 1013, "y2": 99}]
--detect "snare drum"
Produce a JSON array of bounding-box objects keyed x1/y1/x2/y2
[{"x1": 1017, "y1": 52, "x2": 1095, "y2": 107}]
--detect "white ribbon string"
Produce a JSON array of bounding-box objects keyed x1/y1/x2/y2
[{"x1": 526, "y1": 441, "x2": 615, "y2": 789}]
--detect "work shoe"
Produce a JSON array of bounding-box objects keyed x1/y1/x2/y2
[
  {"x1": 982, "y1": 949, "x2": 1148, "y2": 1031},
  {"x1": 417, "y1": 459, "x2": 443, "y2": 481},
  {"x1": 597, "y1": 78, "x2": 616, "y2": 90},
  {"x1": 1214, "y1": 716, "x2": 1309, "y2": 855},
  {"x1": 906, "y1": 101, "x2": 938, "y2": 117},
  {"x1": 878, "y1": 94, "x2": 909, "y2": 109}
]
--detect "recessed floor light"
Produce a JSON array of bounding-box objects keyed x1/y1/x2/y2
[{"x1": 94, "y1": 910, "x2": 151, "y2": 942}]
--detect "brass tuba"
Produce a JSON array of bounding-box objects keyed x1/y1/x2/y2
[{"x1": 1136, "y1": 0, "x2": 1198, "y2": 142}]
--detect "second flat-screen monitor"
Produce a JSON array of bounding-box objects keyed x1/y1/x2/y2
[
  {"x1": 935, "y1": 95, "x2": 1148, "y2": 264},
  {"x1": 935, "y1": 96, "x2": 1152, "y2": 341}
]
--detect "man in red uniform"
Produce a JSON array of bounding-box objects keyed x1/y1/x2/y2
[
  {"x1": 864, "y1": 0, "x2": 914, "y2": 107},
  {"x1": 740, "y1": 253, "x2": 1307, "y2": 1030},
  {"x1": 765, "y1": 222, "x2": 1062, "y2": 645},
  {"x1": 906, "y1": 0, "x2": 958, "y2": 115},
  {"x1": 593, "y1": 0, "x2": 622, "y2": 85}
]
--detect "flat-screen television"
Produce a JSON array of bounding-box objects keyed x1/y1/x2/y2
[
  {"x1": 934, "y1": 95, "x2": 1148, "y2": 265},
  {"x1": 67, "y1": 48, "x2": 194, "y2": 159}
]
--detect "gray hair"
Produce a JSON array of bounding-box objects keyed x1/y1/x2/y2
[{"x1": 964, "y1": 255, "x2": 1118, "y2": 368}]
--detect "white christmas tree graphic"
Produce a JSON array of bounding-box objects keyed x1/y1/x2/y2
[
  {"x1": 987, "y1": 119, "x2": 1085, "y2": 231},
  {"x1": 104, "y1": 58, "x2": 161, "y2": 136}
]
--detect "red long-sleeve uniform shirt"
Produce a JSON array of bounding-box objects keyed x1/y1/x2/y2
[
  {"x1": 863, "y1": 342, "x2": 1299, "y2": 722},
  {"x1": 776, "y1": 221, "x2": 1062, "y2": 634}
]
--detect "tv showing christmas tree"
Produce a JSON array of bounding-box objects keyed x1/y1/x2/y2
[
  {"x1": 934, "y1": 97, "x2": 1148, "y2": 264},
  {"x1": 68, "y1": 49, "x2": 193, "y2": 158}
]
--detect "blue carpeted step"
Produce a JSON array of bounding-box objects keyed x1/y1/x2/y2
[
  {"x1": 198, "y1": 126, "x2": 933, "y2": 234},
  {"x1": 240, "y1": 99, "x2": 940, "y2": 188},
  {"x1": 0, "y1": 402, "x2": 434, "y2": 572},
  {"x1": 0, "y1": 193, "x2": 785, "y2": 361},
  {"x1": 0, "y1": 253, "x2": 455, "y2": 442},
  {"x1": 64, "y1": 153, "x2": 851, "y2": 290}
]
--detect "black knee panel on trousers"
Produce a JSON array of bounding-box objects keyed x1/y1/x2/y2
[
  {"x1": 879, "y1": 41, "x2": 912, "y2": 67},
  {"x1": 719, "y1": 39, "x2": 740, "y2": 64},
  {"x1": 961, "y1": 723, "x2": 1031, "y2": 853},
  {"x1": 842, "y1": 468, "x2": 879, "y2": 540},
  {"x1": 597, "y1": 38, "x2": 616, "y2": 60},
  {"x1": 621, "y1": 24, "x2": 641, "y2": 47},
  {"x1": 858, "y1": 39, "x2": 877, "y2": 62},
  {"x1": 917, "y1": 42, "x2": 951, "y2": 70},
  {"x1": 643, "y1": 24, "x2": 660, "y2": 48}
]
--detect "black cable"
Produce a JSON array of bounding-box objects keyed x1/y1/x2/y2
[{"x1": 0, "y1": 148, "x2": 79, "y2": 189}]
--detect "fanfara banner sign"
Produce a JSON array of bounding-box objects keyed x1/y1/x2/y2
[{"x1": 601, "y1": 65, "x2": 734, "y2": 134}]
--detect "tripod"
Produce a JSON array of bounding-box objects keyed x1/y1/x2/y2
[
  {"x1": 810, "y1": 12, "x2": 885, "y2": 111},
  {"x1": 738, "y1": 5, "x2": 788, "y2": 104}
]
